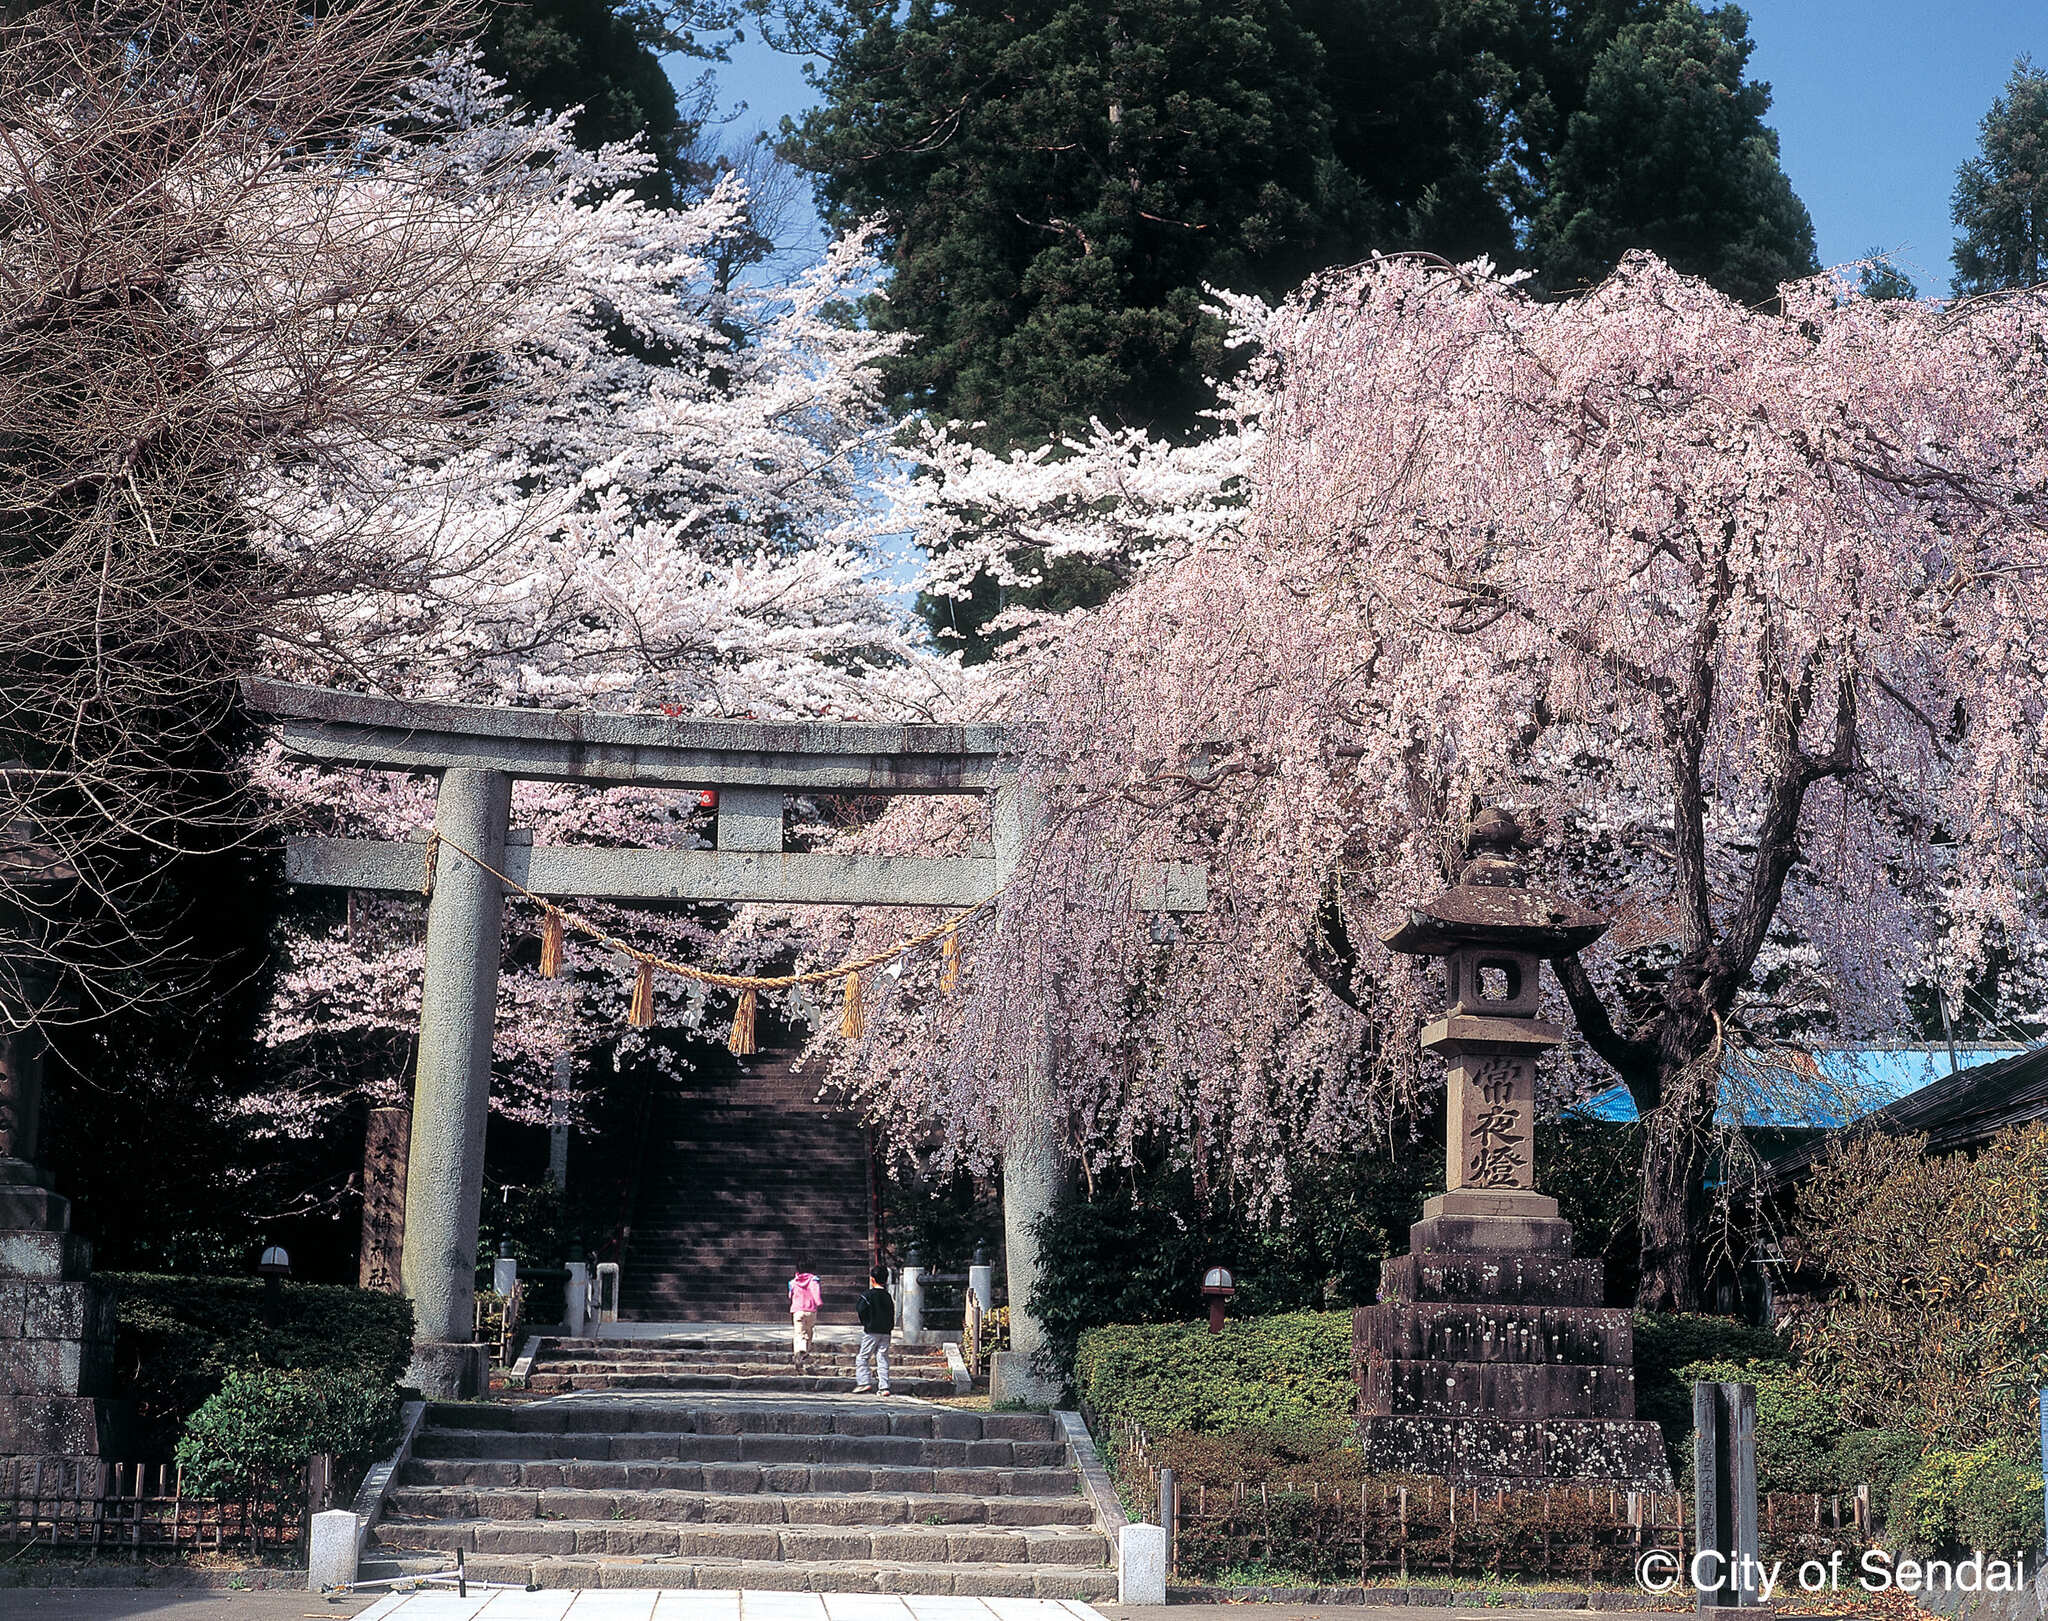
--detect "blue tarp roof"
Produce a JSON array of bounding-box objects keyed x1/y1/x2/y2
[{"x1": 1569, "y1": 1046, "x2": 2030, "y2": 1128}]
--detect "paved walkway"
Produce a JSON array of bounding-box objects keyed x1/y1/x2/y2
[{"x1": 354, "y1": 1595, "x2": 1106, "y2": 1619}]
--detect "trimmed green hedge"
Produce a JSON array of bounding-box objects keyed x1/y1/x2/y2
[
  {"x1": 1632, "y1": 1310, "x2": 1787, "y2": 1460},
  {"x1": 1075, "y1": 1312, "x2": 1354, "y2": 1443},
  {"x1": 103, "y1": 1273, "x2": 413, "y2": 1449}
]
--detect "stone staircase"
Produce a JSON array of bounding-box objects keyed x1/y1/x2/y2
[
  {"x1": 524, "y1": 1335, "x2": 957, "y2": 1398},
  {"x1": 371, "y1": 1395, "x2": 1115, "y2": 1597},
  {"x1": 621, "y1": 1048, "x2": 872, "y2": 1324}
]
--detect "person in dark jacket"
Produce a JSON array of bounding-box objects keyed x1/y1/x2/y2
[{"x1": 851, "y1": 1269, "x2": 894, "y2": 1395}]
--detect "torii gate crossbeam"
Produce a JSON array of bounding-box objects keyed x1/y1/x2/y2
[{"x1": 243, "y1": 678, "x2": 1205, "y2": 1400}]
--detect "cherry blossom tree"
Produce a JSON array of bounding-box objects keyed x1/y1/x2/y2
[
  {"x1": 0, "y1": 0, "x2": 571, "y2": 1024},
  {"x1": 842, "y1": 251, "x2": 2048, "y2": 1309},
  {"x1": 248, "y1": 64, "x2": 947, "y2": 1135}
]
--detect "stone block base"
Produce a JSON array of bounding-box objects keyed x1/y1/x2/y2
[
  {"x1": 1359, "y1": 1301, "x2": 1635, "y2": 1367},
  {"x1": 1379, "y1": 1251, "x2": 1605, "y2": 1307},
  {"x1": 405, "y1": 1340, "x2": 488, "y2": 1401},
  {"x1": 1410, "y1": 1214, "x2": 1577, "y2": 1254},
  {"x1": 1358, "y1": 1413, "x2": 1670, "y2": 1486},
  {"x1": 989, "y1": 1351, "x2": 1063, "y2": 1409},
  {"x1": 1362, "y1": 1357, "x2": 1640, "y2": 1420}
]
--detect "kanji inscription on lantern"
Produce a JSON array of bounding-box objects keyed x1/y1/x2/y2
[{"x1": 1447, "y1": 1053, "x2": 1535, "y2": 1191}]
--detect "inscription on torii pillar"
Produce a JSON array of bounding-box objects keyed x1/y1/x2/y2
[{"x1": 243, "y1": 678, "x2": 1208, "y2": 1399}]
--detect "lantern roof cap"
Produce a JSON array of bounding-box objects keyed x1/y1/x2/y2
[{"x1": 1382, "y1": 808, "x2": 1608, "y2": 958}]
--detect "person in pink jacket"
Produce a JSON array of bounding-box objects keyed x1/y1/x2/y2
[{"x1": 787, "y1": 1271, "x2": 822, "y2": 1368}]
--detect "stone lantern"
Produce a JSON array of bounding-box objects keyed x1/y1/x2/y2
[
  {"x1": 1356, "y1": 808, "x2": 1669, "y2": 1487},
  {"x1": 1381, "y1": 806, "x2": 1605, "y2": 1253},
  {"x1": 0, "y1": 799, "x2": 128, "y2": 1477}
]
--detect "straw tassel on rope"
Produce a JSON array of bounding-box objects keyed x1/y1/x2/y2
[
  {"x1": 627, "y1": 960, "x2": 655, "y2": 1028},
  {"x1": 840, "y1": 972, "x2": 864, "y2": 1039},
  {"x1": 940, "y1": 932, "x2": 961, "y2": 994},
  {"x1": 538, "y1": 910, "x2": 565, "y2": 979},
  {"x1": 727, "y1": 987, "x2": 758, "y2": 1055}
]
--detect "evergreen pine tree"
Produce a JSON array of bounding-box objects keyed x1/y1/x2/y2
[
  {"x1": 1952, "y1": 58, "x2": 2048, "y2": 296},
  {"x1": 482, "y1": 0, "x2": 745, "y2": 202},
  {"x1": 786, "y1": 0, "x2": 1361, "y2": 451},
  {"x1": 1525, "y1": 2, "x2": 1816, "y2": 305},
  {"x1": 1855, "y1": 251, "x2": 1919, "y2": 303}
]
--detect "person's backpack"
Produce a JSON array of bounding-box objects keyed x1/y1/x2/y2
[{"x1": 789, "y1": 1273, "x2": 822, "y2": 1314}]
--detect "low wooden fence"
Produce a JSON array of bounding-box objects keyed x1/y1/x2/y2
[
  {"x1": 1115, "y1": 1420, "x2": 1875, "y2": 1584},
  {"x1": 0, "y1": 1454, "x2": 335, "y2": 1556}
]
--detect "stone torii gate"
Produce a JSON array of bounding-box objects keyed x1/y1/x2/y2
[{"x1": 244, "y1": 678, "x2": 1206, "y2": 1400}]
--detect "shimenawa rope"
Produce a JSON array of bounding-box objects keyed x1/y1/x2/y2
[{"x1": 416, "y1": 829, "x2": 995, "y2": 1053}]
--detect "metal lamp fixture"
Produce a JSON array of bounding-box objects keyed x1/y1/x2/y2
[
  {"x1": 1200, "y1": 1265, "x2": 1236, "y2": 1334},
  {"x1": 256, "y1": 1244, "x2": 291, "y2": 1323}
]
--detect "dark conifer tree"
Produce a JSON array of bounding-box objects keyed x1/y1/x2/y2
[{"x1": 1952, "y1": 58, "x2": 2048, "y2": 296}]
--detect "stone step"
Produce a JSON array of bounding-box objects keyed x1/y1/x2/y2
[
  {"x1": 373, "y1": 1515, "x2": 1109, "y2": 1566},
  {"x1": 386, "y1": 1483, "x2": 1095, "y2": 1527},
  {"x1": 412, "y1": 1430, "x2": 1066, "y2": 1470},
  {"x1": 424, "y1": 1401, "x2": 1044, "y2": 1440},
  {"x1": 383, "y1": 1551, "x2": 1117, "y2": 1598},
  {"x1": 531, "y1": 1357, "x2": 951, "y2": 1375},
  {"x1": 525, "y1": 1373, "x2": 957, "y2": 1396},
  {"x1": 400, "y1": 1458, "x2": 1082, "y2": 1499}
]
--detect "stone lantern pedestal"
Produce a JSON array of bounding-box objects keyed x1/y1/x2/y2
[
  {"x1": 1357, "y1": 810, "x2": 1669, "y2": 1487},
  {"x1": 0, "y1": 1026, "x2": 127, "y2": 1475}
]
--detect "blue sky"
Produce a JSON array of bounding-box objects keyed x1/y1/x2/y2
[{"x1": 679, "y1": 1, "x2": 2046, "y2": 298}]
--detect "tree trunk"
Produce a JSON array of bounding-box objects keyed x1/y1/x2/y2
[{"x1": 1633, "y1": 1064, "x2": 1717, "y2": 1311}]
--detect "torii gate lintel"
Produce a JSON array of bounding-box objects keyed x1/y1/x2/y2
[{"x1": 244, "y1": 680, "x2": 1204, "y2": 1402}]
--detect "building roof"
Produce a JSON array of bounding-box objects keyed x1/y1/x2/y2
[
  {"x1": 1569, "y1": 1045, "x2": 2026, "y2": 1130},
  {"x1": 1760, "y1": 1041, "x2": 2048, "y2": 1184}
]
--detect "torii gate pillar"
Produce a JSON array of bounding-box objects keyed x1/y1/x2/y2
[
  {"x1": 991, "y1": 771, "x2": 1067, "y2": 1407},
  {"x1": 405, "y1": 768, "x2": 511, "y2": 1398}
]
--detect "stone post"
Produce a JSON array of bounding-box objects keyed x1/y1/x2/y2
[
  {"x1": 1119, "y1": 1522, "x2": 1168, "y2": 1604},
  {"x1": 898, "y1": 1262, "x2": 925, "y2": 1346},
  {"x1": 1694, "y1": 1381, "x2": 1765, "y2": 1616},
  {"x1": 307, "y1": 1507, "x2": 359, "y2": 1591},
  {"x1": 401, "y1": 767, "x2": 511, "y2": 1399},
  {"x1": 564, "y1": 1261, "x2": 589, "y2": 1336},
  {"x1": 990, "y1": 768, "x2": 1068, "y2": 1406}
]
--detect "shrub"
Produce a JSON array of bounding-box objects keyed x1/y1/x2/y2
[
  {"x1": 1075, "y1": 1312, "x2": 1354, "y2": 1443},
  {"x1": 1145, "y1": 1424, "x2": 1366, "y2": 1490},
  {"x1": 1890, "y1": 1442, "x2": 2045, "y2": 1557},
  {"x1": 174, "y1": 1368, "x2": 400, "y2": 1499},
  {"x1": 1632, "y1": 1311, "x2": 1788, "y2": 1460},
  {"x1": 1787, "y1": 1124, "x2": 2048, "y2": 1451},
  {"x1": 1677, "y1": 1359, "x2": 1845, "y2": 1492},
  {"x1": 103, "y1": 1273, "x2": 413, "y2": 1448},
  {"x1": 1832, "y1": 1427, "x2": 1923, "y2": 1501}
]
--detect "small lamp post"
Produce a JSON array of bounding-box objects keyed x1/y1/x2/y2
[
  {"x1": 257, "y1": 1244, "x2": 291, "y2": 1323},
  {"x1": 1200, "y1": 1265, "x2": 1235, "y2": 1334}
]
